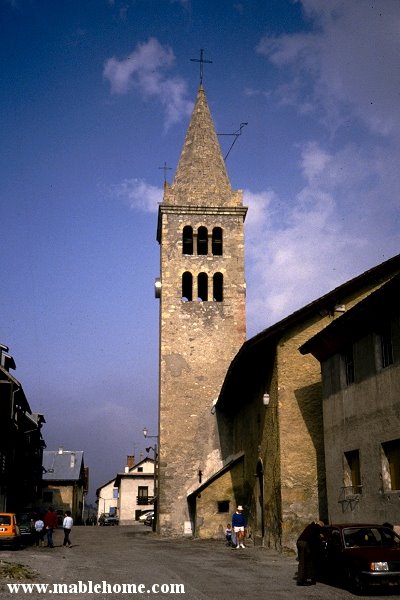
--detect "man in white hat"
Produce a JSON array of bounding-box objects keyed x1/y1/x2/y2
[{"x1": 231, "y1": 505, "x2": 246, "y2": 548}]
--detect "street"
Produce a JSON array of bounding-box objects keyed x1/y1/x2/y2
[{"x1": 0, "y1": 524, "x2": 398, "y2": 599}]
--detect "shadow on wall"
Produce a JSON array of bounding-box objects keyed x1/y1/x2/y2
[{"x1": 295, "y1": 381, "x2": 327, "y2": 520}]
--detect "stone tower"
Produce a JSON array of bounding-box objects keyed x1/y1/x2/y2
[{"x1": 156, "y1": 84, "x2": 247, "y2": 536}]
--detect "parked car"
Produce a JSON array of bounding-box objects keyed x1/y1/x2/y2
[
  {"x1": 16, "y1": 512, "x2": 35, "y2": 544},
  {"x1": 319, "y1": 524, "x2": 400, "y2": 594},
  {"x1": 98, "y1": 513, "x2": 119, "y2": 526},
  {"x1": 138, "y1": 510, "x2": 153, "y2": 523},
  {"x1": 144, "y1": 511, "x2": 154, "y2": 527},
  {"x1": 0, "y1": 512, "x2": 21, "y2": 549}
]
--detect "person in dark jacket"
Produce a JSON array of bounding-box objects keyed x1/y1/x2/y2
[
  {"x1": 296, "y1": 520, "x2": 324, "y2": 586},
  {"x1": 232, "y1": 506, "x2": 246, "y2": 549}
]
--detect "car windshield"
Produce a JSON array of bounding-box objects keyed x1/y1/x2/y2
[
  {"x1": 343, "y1": 527, "x2": 400, "y2": 548},
  {"x1": 17, "y1": 514, "x2": 31, "y2": 523},
  {"x1": 0, "y1": 515, "x2": 11, "y2": 525}
]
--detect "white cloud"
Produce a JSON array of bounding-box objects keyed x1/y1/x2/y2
[
  {"x1": 103, "y1": 37, "x2": 193, "y2": 128},
  {"x1": 109, "y1": 178, "x2": 162, "y2": 213},
  {"x1": 245, "y1": 139, "x2": 400, "y2": 334},
  {"x1": 246, "y1": 0, "x2": 400, "y2": 334},
  {"x1": 257, "y1": 0, "x2": 400, "y2": 138}
]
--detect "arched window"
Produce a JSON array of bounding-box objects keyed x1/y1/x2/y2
[
  {"x1": 182, "y1": 226, "x2": 193, "y2": 255},
  {"x1": 197, "y1": 272, "x2": 208, "y2": 301},
  {"x1": 197, "y1": 226, "x2": 208, "y2": 255},
  {"x1": 213, "y1": 272, "x2": 223, "y2": 302},
  {"x1": 182, "y1": 272, "x2": 193, "y2": 302},
  {"x1": 212, "y1": 227, "x2": 223, "y2": 256}
]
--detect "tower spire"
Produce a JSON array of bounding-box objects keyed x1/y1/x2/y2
[{"x1": 168, "y1": 86, "x2": 236, "y2": 207}]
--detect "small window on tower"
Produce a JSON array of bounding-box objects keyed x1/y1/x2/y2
[
  {"x1": 197, "y1": 226, "x2": 208, "y2": 255},
  {"x1": 182, "y1": 226, "x2": 193, "y2": 255},
  {"x1": 182, "y1": 272, "x2": 193, "y2": 302},
  {"x1": 217, "y1": 500, "x2": 229, "y2": 513},
  {"x1": 213, "y1": 272, "x2": 223, "y2": 302},
  {"x1": 212, "y1": 227, "x2": 223, "y2": 256},
  {"x1": 198, "y1": 272, "x2": 208, "y2": 301}
]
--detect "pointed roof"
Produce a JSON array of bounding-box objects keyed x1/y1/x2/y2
[{"x1": 164, "y1": 86, "x2": 241, "y2": 208}]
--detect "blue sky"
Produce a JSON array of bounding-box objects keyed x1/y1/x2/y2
[{"x1": 1, "y1": 0, "x2": 399, "y2": 503}]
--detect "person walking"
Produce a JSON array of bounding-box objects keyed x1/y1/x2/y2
[
  {"x1": 34, "y1": 516, "x2": 45, "y2": 547},
  {"x1": 44, "y1": 506, "x2": 58, "y2": 548},
  {"x1": 296, "y1": 520, "x2": 324, "y2": 586},
  {"x1": 62, "y1": 511, "x2": 73, "y2": 547},
  {"x1": 232, "y1": 505, "x2": 246, "y2": 549}
]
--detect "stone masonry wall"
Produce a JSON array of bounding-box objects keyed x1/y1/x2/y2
[{"x1": 158, "y1": 208, "x2": 246, "y2": 536}]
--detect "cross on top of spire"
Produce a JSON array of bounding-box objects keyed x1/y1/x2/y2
[
  {"x1": 159, "y1": 161, "x2": 172, "y2": 183},
  {"x1": 190, "y1": 49, "x2": 212, "y2": 85}
]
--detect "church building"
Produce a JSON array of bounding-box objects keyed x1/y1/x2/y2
[
  {"x1": 155, "y1": 83, "x2": 247, "y2": 536},
  {"x1": 154, "y1": 73, "x2": 400, "y2": 548}
]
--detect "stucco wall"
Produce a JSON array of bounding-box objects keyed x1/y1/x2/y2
[{"x1": 323, "y1": 323, "x2": 400, "y2": 524}]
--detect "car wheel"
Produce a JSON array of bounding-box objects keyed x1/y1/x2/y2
[{"x1": 347, "y1": 568, "x2": 364, "y2": 595}]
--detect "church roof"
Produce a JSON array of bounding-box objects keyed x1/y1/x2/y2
[
  {"x1": 164, "y1": 85, "x2": 240, "y2": 207},
  {"x1": 217, "y1": 252, "x2": 400, "y2": 411},
  {"x1": 300, "y1": 271, "x2": 400, "y2": 362}
]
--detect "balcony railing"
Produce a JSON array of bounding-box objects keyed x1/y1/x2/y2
[
  {"x1": 137, "y1": 497, "x2": 151, "y2": 505},
  {"x1": 338, "y1": 485, "x2": 362, "y2": 511},
  {"x1": 340, "y1": 484, "x2": 363, "y2": 498}
]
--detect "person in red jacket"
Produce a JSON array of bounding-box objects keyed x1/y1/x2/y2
[{"x1": 44, "y1": 506, "x2": 58, "y2": 548}]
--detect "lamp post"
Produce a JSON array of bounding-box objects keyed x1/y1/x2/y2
[{"x1": 143, "y1": 427, "x2": 158, "y2": 532}]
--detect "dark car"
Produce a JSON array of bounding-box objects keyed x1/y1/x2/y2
[
  {"x1": 16, "y1": 512, "x2": 35, "y2": 544},
  {"x1": 319, "y1": 524, "x2": 400, "y2": 594},
  {"x1": 98, "y1": 513, "x2": 119, "y2": 526}
]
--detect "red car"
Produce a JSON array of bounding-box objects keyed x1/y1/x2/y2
[{"x1": 319, "y1": 524, "x2": 400, "y2": 594}]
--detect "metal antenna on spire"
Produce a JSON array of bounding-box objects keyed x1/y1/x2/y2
[
  {"x1": 190, "y1": 49, "x2": 212, "y2": 85},
  {"x1": 159, "y1": 161, "x2": 172, "y2": 183},
  {"x1": 218, "y1": 122, "x2": 248, "y2": 161}
]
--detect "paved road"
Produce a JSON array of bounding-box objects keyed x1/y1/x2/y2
[{"x1": 0, "y1": 524, "x2": 398, "y2": 599}]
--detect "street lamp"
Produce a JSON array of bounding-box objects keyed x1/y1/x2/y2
[{"x1": 143, "y1": 427, "x2": 158, "y2": 532}]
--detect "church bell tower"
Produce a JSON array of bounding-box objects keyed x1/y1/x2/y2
[{"x1": 156, "y1": 83, "x2": 247, "y2": 535}]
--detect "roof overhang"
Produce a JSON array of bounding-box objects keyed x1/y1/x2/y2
[{"x1": 187, "y1": 452, "x2": 244, "y2": 499}]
